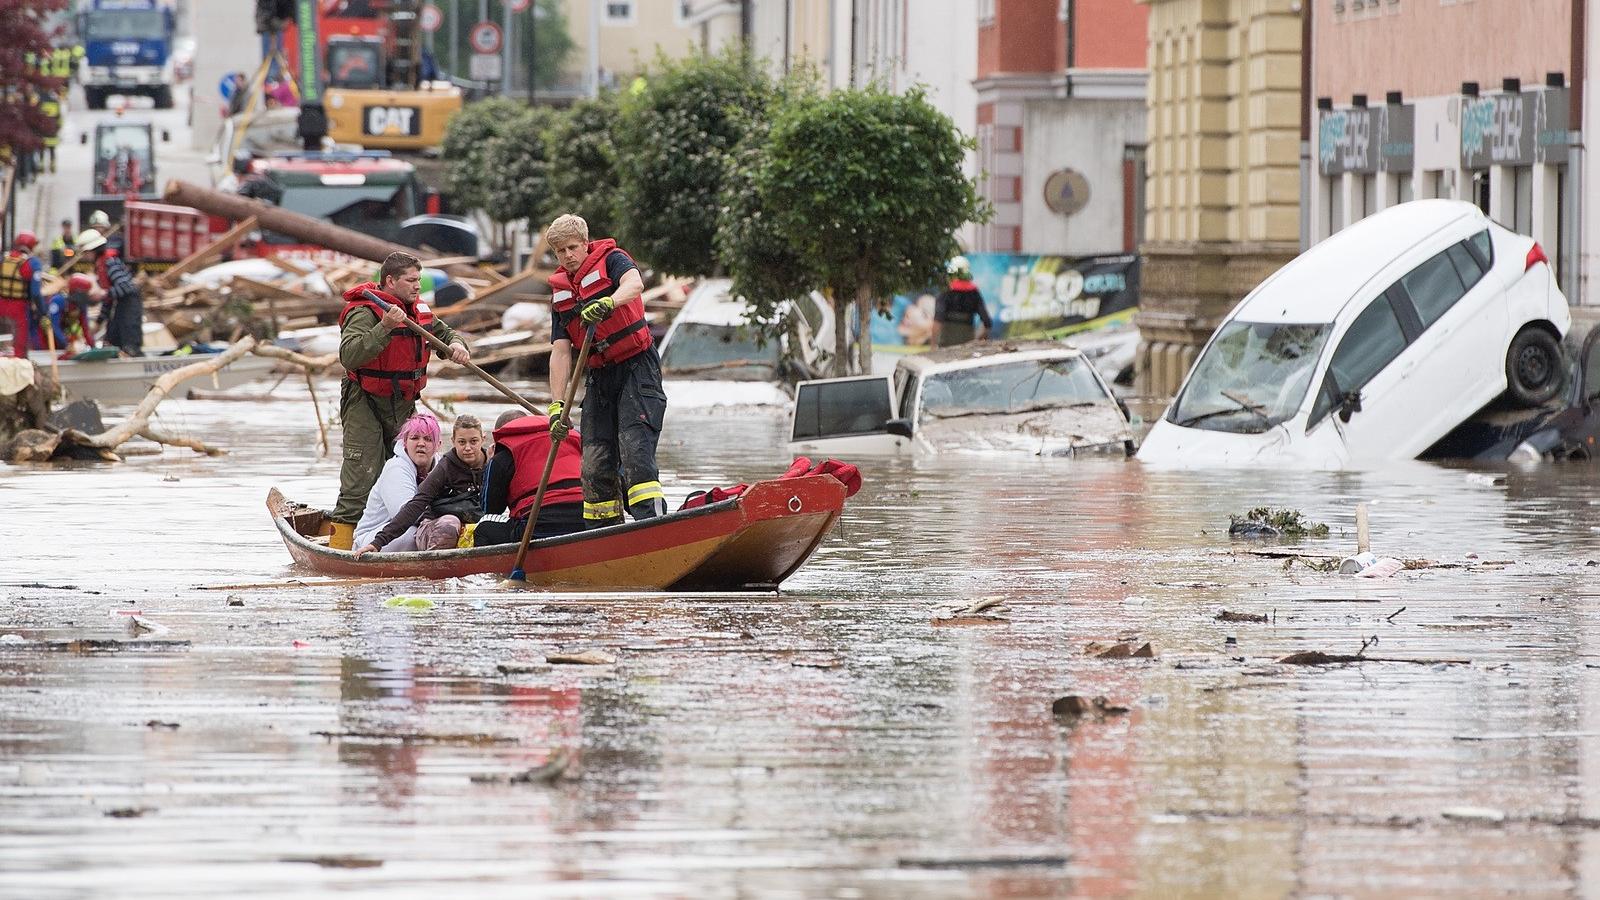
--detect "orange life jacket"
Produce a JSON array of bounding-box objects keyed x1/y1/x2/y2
[
  {"x1": 0, "y1": 253, "x2": 31, "y2": 303},
  {"x1": 548, "y1": 239, "x2": 651, "y2": 368},
  {"x1": 493, "y1": 415, "x2": 584, "y2": 517},
  {"x1": 338, "y1": 282, "x2": 434, "y2": 400}
]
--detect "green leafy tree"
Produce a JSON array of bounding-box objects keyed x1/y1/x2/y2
[
  {"x1": 523, "y1": 0, "x2": 575, "y2": 91},
  {"x1": 542, "y1": 92, "x2": 622, "y2": 237},
  {"x1": 484, "y1": 106, "x2": 559, "y2": 225},
  {"x1": 614, "y1": 49, "x2": 775, "y2": 275},
  {"x1": 744, "y1": 85, "x2": 988, "y2": 374},
  {"x1": 715, "y1": 70, "x2": 823, "y2": 364},
  {"x1": 440, "y1": 96, "x2": 526, "y2": 212}
]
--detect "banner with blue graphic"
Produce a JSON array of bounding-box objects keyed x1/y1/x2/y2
[{"x1": 870, "y1": 252, "x2": 1140, "y2": 348}]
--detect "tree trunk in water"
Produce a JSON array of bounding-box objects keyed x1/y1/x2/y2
[
  {"x1": 854, "y1": 280, "x2": 874, "y2": 377},
  {"x1": 829, "y1": 286, "x2": 850, "y2": 377}
]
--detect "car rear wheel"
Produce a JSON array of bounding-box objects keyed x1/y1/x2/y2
[{"x1": 1506, "y1": 326, "x2": 1565, "y2": 407}]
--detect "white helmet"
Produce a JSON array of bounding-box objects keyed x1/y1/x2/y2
[
  {"x1": 88, "y1": 210, "x2": 112, "y2": 230},
  {"x1": 76, "y1": 229, "x2": 106, "y2": 252},
  {"x1": 946, "y1": 255, "x2": 971, "y2": 276}
]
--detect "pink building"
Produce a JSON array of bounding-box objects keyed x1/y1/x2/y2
[{"x1": 1308, "y1": 0, "x2": 1582, "y2": 302}]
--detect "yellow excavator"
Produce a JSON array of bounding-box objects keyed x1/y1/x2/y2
[{"x1": 271, "y1": 0, "x2": 461, "y2": 152}]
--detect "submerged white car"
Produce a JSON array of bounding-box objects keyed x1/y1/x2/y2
[
  {"x1": 788, "y1": 341, "x2": 1136, "y2": 457},
  {"x1": 1139, "y1": 200, "x2": 1571, "y2": 467},
  {"x1": 658, "y1": 278, "x2": 834, "y2": 408}
]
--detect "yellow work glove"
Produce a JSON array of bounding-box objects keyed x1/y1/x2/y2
[
  {"x1": 547, "y1": 400, "x2": 570, "y2": 443},
  {"x1": 579, "y1": 296, "x2": 615, "y2": 325}
]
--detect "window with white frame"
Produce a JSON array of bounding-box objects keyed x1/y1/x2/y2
[
  {"x1": 604, "y1": 1, "x2": 635, "y2": 25},
  {"x1": 979, "y1": 0, "x2": 995, "y2": 24}
]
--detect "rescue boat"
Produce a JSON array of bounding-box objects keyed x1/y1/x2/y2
[{"x1": 266, "y1": 474, "x2": 848, "y2": 589}]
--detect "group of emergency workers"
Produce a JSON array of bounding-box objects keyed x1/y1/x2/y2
[
  {"x1": 7, "y1": 46, "x2": 81, "y2": 186},
  {"x1": 0, "y1": 211, "x2": 141, "y2": 359},
  {"x1": 327, "y1": 214, "x2": 668, "y2": 552}
]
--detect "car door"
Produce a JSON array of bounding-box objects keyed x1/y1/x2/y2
[
  {"x1": 1304, "y1": 291, "x2": 1417, "y2": 461},
  {"x1": 1401, "y1": 235, "x2": 1505, "y2": 416},
  {"x1": 787, "y1": 375, "x2": 910, "y2": 455}
]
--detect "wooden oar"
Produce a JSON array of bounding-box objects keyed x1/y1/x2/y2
[
  {"x1": 361, "y1": 289, "x2": 540, "y2": 415},
  {"x1": 501, "y1": 326, "x2": 595, "y2": 587}
]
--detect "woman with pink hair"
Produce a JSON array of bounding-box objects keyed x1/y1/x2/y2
[{"x1": 352, "y1": 412, "x2": 440, "y2": 551}]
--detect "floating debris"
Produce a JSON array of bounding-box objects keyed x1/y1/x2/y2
[
  {"x1": 1216, "y1": 610, "x2": 1269, "y2": 623},
  {"x1": 1051, "y1": 695, "x2": 1130, "y2": 719},
  {"x1": 1229, "y1": 507, "x2": 1330, "y2": 539},
  {"x1": 546, "y1": 650, "x2": 617, "y2": 666}
]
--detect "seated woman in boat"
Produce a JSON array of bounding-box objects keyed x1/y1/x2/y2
[
  {"x1": 474, "y1": 408, "x2": 585, "y2": 545},
  {"x1": 356, "y1": 414, "x2": 488, "y2": 556},
  {"x1": 352, "y1": 412, "x2": 440, "y2": 552}
]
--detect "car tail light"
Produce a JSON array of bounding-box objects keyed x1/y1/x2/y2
[{"x1": 1526, "y1": 242, "x2": 1548, "y2": 271}]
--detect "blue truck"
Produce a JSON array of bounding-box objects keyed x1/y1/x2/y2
[{"x1": 78, "y1": 0, "x2": 177, "y2": 110}]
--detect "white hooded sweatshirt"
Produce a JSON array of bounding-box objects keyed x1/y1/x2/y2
[{"x1": 354, "y1": 437, "x2": 436, "y2": 550}]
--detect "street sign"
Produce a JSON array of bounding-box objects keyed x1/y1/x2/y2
[
  {"x1": 469, "y1": 21, "x2": 502, "y2": 55},
  {"x1": 419, "y1": 3, "x2": 442, "y2": 32},
  {"x1": 469, "y1": 53, "x2": 503, "y2": 82},
  {"x1": 509, "y1": 0, "x2": 530, "y2": 11}
]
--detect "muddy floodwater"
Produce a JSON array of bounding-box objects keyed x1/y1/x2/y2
[{"x1": 4, "y1": 392, "x2": 1600, "y2": 898}]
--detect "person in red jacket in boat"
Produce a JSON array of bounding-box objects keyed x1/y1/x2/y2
[
  {"x1": 544, "y1": 214, "x2": 667, "y2": 529},
  {"x1": 473, "y1": 408, "x2": 587, "y2": 545},
  {"x1": 327, "y1": 251, "x2": 471, "y2": 550}
]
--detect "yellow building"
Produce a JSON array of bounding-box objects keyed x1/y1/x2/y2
[
  {"x1": 1135, "y1": 0, "x2": 1302, "y2": 398},
  {"x1": 556, "y1": 0, "x2": 743, "y2": 95}
]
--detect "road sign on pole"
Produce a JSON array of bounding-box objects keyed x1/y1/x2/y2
[
  {"x1": 419, "y1": 4, "x2": 442, "y2": 32},
  {"x1": 469, "y1": 53, "x2": 503, "y2": 82},
  {"x1": 469, "y1": 21, "x2": 503, "y2": 55},
  {"x1": 509, "y1": 0, "x2": 530, "y2": 11}
]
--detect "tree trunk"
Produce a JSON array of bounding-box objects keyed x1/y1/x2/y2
[
  {"x1": 828, "y1": 286, "x2": 849, "y2": 377},
  {"x1": 164, "y1": 181, "x2": 415, "y2": 264},
  {"x1": 854, "y1": 279, "x2": 874, "y2": 377}
]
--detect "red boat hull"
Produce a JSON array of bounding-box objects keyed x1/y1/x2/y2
[{"x1": 268, "y1": 476, "x2": 846, "y2": 589}]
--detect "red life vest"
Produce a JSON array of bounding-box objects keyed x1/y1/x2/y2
[
  {"x1": 677, "y1": 456, "x2": 863, "y2": 511},
  {"x1": 493, "y1": 415, "x2": 585, "y2": 516},
  {"x1": 548, "y1": 239, "x2": 651, "y2": 368},
  {"x1": 338, "y1": 282, "x2": 434, "y2": 400}
]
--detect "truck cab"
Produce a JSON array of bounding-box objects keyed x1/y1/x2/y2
[
  {"x1": 254, "y1": 151, "x2": 426, "y2": 253},
  {"x1": 78, "y1": 0, "x2": 176, "y2": 109}
]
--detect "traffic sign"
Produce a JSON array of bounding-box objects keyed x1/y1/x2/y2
[
  {"x1": 469, "y1": 21, "x2": 502, "y2": 55},
  {"x1": 419, "y1": 4, "x2": 442, "y2": 32},
  {"x1": 469, "y1": 53, "x2": 503, "y2": 82},
  {"x1": 509, "y1": 0, "x2": 530, "y2": 11}
]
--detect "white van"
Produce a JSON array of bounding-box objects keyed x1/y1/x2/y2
[{"x1": 1139, "y1": 200, "x2": 1570, "y2": 467}]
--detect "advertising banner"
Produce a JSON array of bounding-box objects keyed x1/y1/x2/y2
[{"x1": 870, "y1": 252, "x2": 1140, "y2": 349}]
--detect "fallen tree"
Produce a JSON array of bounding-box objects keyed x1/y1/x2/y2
[
  {"x1": 6, "y1": 338, "x2": 343, "y2": 463},
  {"x1": 164, "y1": 181, "x2": 414, "y2": 264}
]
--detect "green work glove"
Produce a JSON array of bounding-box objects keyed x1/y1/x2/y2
[
  {"x1": 547, "y1": 400, "x2": 564, "y2": 421},
  {"x1": 579, "y1": 295, "x2": 615, "y2": 325}
]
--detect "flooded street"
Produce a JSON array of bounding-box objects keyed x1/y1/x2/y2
[{"x1": 5, "y1": 393, "x2": 1600, "y2": 897}]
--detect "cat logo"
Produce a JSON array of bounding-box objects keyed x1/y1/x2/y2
[{"x1": 364, "y1": 106, "x2": 421, "y2": 137}]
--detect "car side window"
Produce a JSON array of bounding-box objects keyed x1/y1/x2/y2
[
  {"x1": 1399, "y1": 249, "x2": 1467, "y2": 328},
  {"x1": 1469, "y1": 228, "x2": 1494, "y2": 267},
  {"x1": 1446, "y1": 242, "x2": 1485, "y2": 290},
  {"x1": 1309, "y1": 296, "x2": 1409, "y2": 427}
]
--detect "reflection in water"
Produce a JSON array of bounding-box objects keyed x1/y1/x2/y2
[{"x1": 1, "y1": 397, "x2": 1600, "y2": 895}]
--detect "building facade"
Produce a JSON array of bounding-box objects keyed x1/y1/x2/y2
[
  {"x1": 974, "y1": 0, "x2": 1149, "y2": 255},
  {"x1": 1308, "y1": 0, "x2": 1581, "y2": 305},
  {"x1": 1134, "y1": 0, "x2": 1303, "y2": 398}
]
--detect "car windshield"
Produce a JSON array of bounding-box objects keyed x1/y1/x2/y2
[
  {"x1": 919, "y1": 356, "x2": 1108, "y2": 419},
  {"x1": 85, "y1": 10, "x2": 165, "y2": 40},
  {"x1": 272, "y1": 184, "x2": 412, "y2": 245},
  {"x1": 661, "y1": 322, "x2": 779, "y2": 377},
  {"x1": 1169, "y1": 320, "x2": 1331, "y2": 433}
]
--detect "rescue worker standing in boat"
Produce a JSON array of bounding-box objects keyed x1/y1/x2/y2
[
  {"x1": 327, "y1": 251, "x2": 471, "y2": 550},
  {"x1": 545, "y1": 214, "x2": 667, "y2": 528}
]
